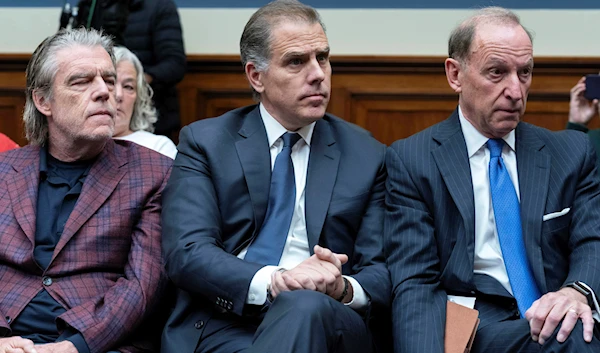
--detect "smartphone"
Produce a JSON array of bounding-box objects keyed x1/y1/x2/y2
[{"x1": 585, "y1": 74, "x2": 600, "y2": 100}]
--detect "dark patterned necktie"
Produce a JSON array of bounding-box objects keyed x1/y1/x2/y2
[{"x1": 245, "y1": 132, "x2": 302, "y2": 265}]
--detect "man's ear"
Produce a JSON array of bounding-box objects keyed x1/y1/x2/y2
[
  {"x1": 445, "y1": 58, "x2": 463, "y2": 93},
  {"x1": 32, "y1": 89, "x2": 52, "y2": 117},
  {"x1": 245, "y1": 62, "x2": 265, "y2": 94}
]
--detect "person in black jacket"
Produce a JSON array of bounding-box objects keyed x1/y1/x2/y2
[{"x1": 124, "y1": 0, "x2": 186, "y2": 140}]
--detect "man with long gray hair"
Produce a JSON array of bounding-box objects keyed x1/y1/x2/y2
[
  {"x1": 0, "y1": 28, "x2": 172, "y2": 353},
  {"x1": 160, "y1": 1, "x2": 390, "y2": 352},
  {"x1": 386, "y1": 6, "x2": 600, "y2": 353}
]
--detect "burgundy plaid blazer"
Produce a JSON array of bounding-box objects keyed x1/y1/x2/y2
[{"x1": 0, "y1": 140, "x2": 172, "y2": 353}]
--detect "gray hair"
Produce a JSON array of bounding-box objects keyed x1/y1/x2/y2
[
  {"x1": 448, "y1": 7, "x2": 534, "y2": 64},
  {"x1": 240, "y1": 0, "x2": 326, "y2": 100},
  {"x1": 24, "y1": 27, "x2": 115, "y2": 146},
  {"x1": 114, "y1": 46, "x2": 158, "y2": 133}
]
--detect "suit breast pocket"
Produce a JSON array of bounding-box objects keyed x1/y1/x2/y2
[
  {"x1": 542, "y1": 212, "x2": 571, "y2": 234},
  {"x1": 541, "y1": 211, "x2": 571, "y2": 252}
]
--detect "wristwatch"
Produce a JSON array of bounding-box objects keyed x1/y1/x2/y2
[{"x1": 563, "y1": 281, "x2": 594, "y2": 307}]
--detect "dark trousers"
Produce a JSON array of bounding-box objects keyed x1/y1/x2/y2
[
  {"x1": 195, "y1": 290, "x2": 372, "y2": 353},
  {"x1": 472, "y1": 316, "x2": 600, "y2": 352}
]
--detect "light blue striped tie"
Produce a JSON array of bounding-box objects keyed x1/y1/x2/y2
[{"x1": 487, "y1": 138, "x2": 541, "y2": 317}]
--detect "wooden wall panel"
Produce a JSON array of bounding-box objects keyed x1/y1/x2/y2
[
  {"x1": 1, "y1": 55, "x2": 600, "y2": 147},
  {"x1": 0, "y1": 94, "x2": 26, "y2": 146}
]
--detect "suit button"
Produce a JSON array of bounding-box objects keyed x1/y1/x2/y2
[
  {"x1": 227, "y1": 303, "x2": 233, "y2": 310},
  {"x1": 194, "y1": 320, "x2": 204, "y2": 329},
  {"x1": 5, "y1": 316, "x2": 11, "y2": 324},
  {"x1": 42, "y1": 276, "x2": 52, "y2": 286}
]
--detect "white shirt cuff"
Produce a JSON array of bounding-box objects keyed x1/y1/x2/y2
[
  {"x1": 246, "y1": 265, "x2": 280, "y2": 305},
  {"x1": 343, "y1": 275, "x2": 369, "y2": 310}
]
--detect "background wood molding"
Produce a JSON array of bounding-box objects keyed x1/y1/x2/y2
[{"x1": 1, "y1": 54, "x2": 599, "y2": 146}]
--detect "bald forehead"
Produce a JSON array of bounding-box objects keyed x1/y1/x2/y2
[{"x1": 468, "y1": 22, "x2": 532, "y2": 60}]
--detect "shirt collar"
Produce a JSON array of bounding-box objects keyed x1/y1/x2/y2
[
  {"x1": 259, "y1": 103, "x2": 315, "y2": 147},
  {"x1": 458, "y1": 105, "x2": 516, "y2": 158}
]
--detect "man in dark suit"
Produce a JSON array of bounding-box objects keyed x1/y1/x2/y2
[
  {"x1": 0, "y1": 28, "x2": 172, "y2": 353},
  {"x1": 160, "y1": 1, "x2": 390, "y2": 352},
  {"x1": 386, "y1": 7, "x2": 600, "y2": 353}
]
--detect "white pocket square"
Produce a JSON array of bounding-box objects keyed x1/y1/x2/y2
[{"x1": 542, "y1": 207, "x2": 570, "y2": 221}]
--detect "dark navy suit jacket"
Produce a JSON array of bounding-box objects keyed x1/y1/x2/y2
[
  {"x1": 161, "y1": 105, "x2": 391, "y2": 352},
  {"x1": 385, "y1": 110, "x2": 600, "y2": 353}
]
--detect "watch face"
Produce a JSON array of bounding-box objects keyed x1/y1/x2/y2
[{"x1": 573, "y1": 281, "x2": 591, "y2": 296}]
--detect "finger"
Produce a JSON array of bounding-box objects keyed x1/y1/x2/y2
[
  {"x1": 302, "y1": 259, "x2": 338, "y2": 286},
  {"x1": 572, "y1": 84, "x2": 587, "y2": 97},
  {"x1": 556, "y1": 308, "x2": 579, "y2": 342},
  {"x1": 270, "y1": 271, "x2": 288, "y2": 298},
  {"x1": 6, "y1": 349, "x2": 26, "y2": 353},
  {"x1": 580, "y1": 309, "x2": 595, "y2": 343},
  {"x1": 527, "y1": 297, "x2": 553, "y2": 342},
  {"x1": 302, "y1": 267, "x2": 329, "y2": 293},
  {"x1": 20, "y1": 339, "x2": 36, "y2": 353},
  {"x1": 283, "y1": 271, "x2": 317, "y2": 291},
  {"x1": 537, "y1": 300, "x2": 570, "y2": 345},
  {"x1": 314, "y1": 245, "x2": 341, "y2": 268},
  {"x1": 525, "y1": 300, "x2": 541, "y2": 341},
  {"x1": 281, "y1": 272, "x2": 306, "y2": 291},
  {"x1": 335, "y1": 253, "x2": 348, "y2": 265}
]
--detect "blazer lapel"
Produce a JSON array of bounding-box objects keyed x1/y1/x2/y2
[
  {"x1": 7, "y1": 146, "x2": 41, "y2": 246},
  {"x1": 52, "y1": 140, "x2": 127, "y2": 260},
  {"x1": 235, "y1": 107, "x2": 272, "y2": 232},
  {"x1": 431, "y1": 112, "x2": 476, "y2": 276},
  {"x1": 515, "y1": 123, "x2": 550, "y2": 294},
  {"x1": 305, "y1": 118, "x2": 340, "y2": 251}
]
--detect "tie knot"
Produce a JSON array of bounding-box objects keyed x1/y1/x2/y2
[
  {"x1": 281, "y1": 132, "x2": 302, "y2": 148},
  {"x1": 487, "y1": 138, "x2": 505, "y2": 158}
]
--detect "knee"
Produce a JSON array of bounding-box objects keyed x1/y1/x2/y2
[
  {"x1": 549, "y1": 320, "x2": 600, "y2": 351},
  {"x1": 272, "y1": 290, "x2": 337, "y2": 318}
]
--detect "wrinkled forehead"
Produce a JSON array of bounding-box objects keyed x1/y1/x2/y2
[{"x1": 470, "y1": 23, "x2": 532, "y2": 62}]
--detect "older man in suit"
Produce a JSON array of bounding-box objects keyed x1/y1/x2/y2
[
  {"x1": 0, "y1": 28, "x2": 172, "y2": 353},
  {"x1": 386, "y1": 7, "x2": 600, "y2": 353},
  {"x1": 160, "y1": 1, "x2": 390, "y2": 353}
]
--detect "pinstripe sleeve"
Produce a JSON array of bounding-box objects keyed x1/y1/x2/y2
[
  {"x1": 563, "y1": 135, "x2": 600, "y2": 296},
  {"x1": 385, "y1": 143, "x2": 446, "y2": 353}
]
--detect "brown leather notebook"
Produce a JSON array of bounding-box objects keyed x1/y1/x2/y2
[{"x1": 445, "y1": 300, "x2": 480, "y2": 353}]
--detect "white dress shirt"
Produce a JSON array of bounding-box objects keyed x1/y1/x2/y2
[
  {"x1": 238, "y1": 104, "x2": 368, "y2": 309},
  {"x1": 458, "y1": 107, "x2": 518, "y2": 296}
]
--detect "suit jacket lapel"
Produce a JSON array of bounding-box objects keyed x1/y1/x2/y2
[
  {"x1": 52, "y1": 140, "x2": 127, "y2": 260},
  {"x1": 235, "y1": 107, "x2": 272, "y2": 232},
  {"x1": 7, "y1": 146, "x2": 41, "y2": 246},
  {"x1": 431, "y1": 112, "x2": 476, "y2": 277},
  {"x1": 305, "y1": 118, "x2": 340, "y2": 252},
  {"x1": 515, "y1": 123, "x2": 550, "y2": 294}
]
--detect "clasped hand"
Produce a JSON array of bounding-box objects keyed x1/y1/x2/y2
[
  {"x1": 0, "y1": 337, "x2": 36, "y2": 353},
  {"x1": 269, "y1": 245, "x2": 348, "y2": 301}
]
